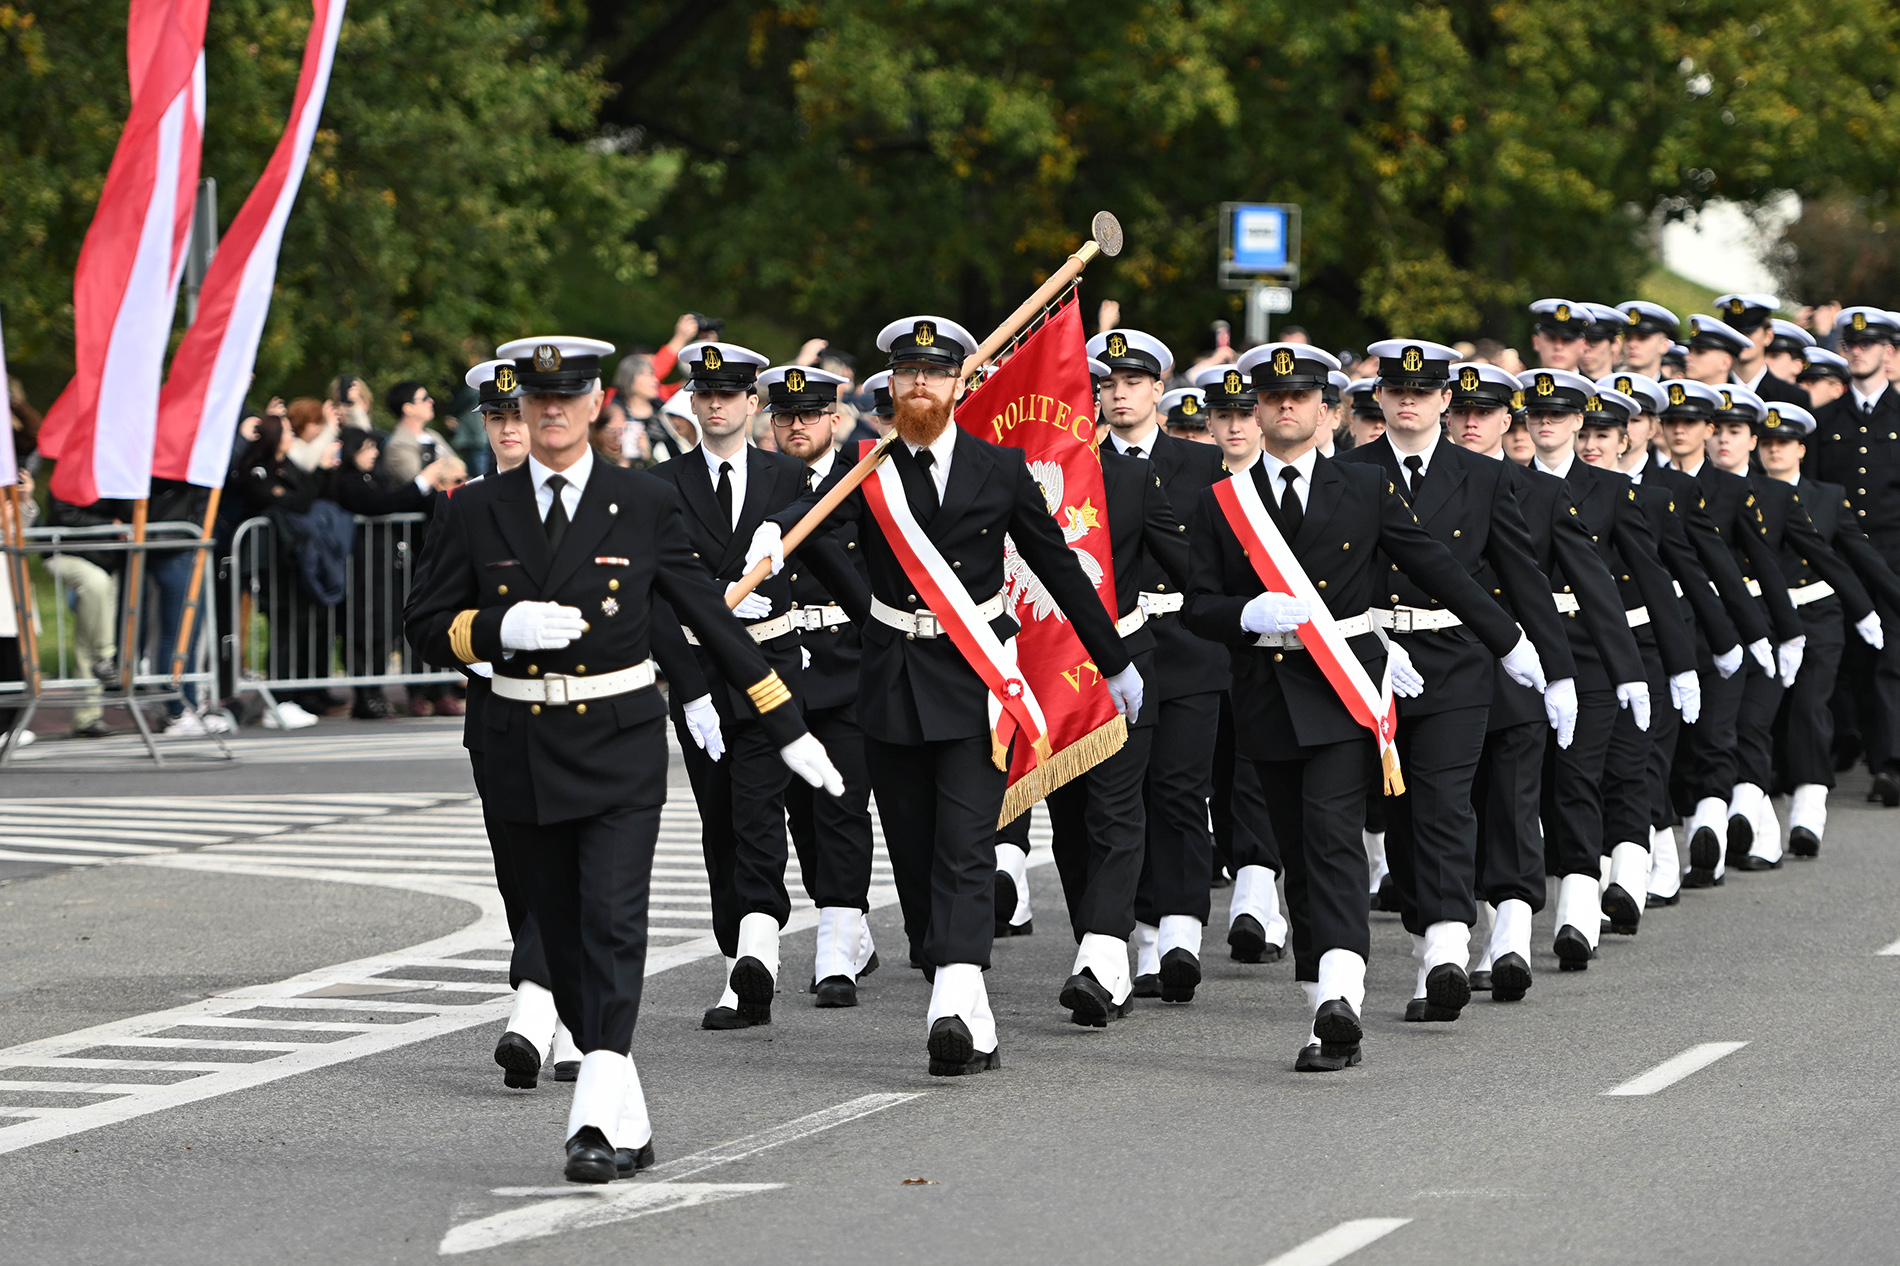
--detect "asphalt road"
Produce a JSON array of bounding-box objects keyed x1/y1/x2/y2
[{"x1": 2, "y1": 721, "x2": 1898, "y2": 1265}]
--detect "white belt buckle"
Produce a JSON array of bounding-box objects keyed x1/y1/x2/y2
[
  {"x1": 917, "y1": 613, "x2": 942, "y2": 639},
  {"x1": 1390, "y1": 610, "x2": 1413, "y2": 634},
  {"x1": 544, "y1": 675, "x2": 570, "y2": 706}
]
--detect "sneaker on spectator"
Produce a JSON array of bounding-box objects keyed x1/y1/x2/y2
[
  {"x1": 91, "y1": 656, "x2": 119, "y2": 686},
  {"x1": 203, "y1": 710, "x2": 234, "y2": 734},
  {"x1": 263, "y1": 700, "x2": 319, "y2": 730},
  {"x1": 352, "y1": 692, "x2": 394, "y2": 720},
  {"x1": 435, "y1": 695, "x2": 465, "y2": 717},
  {"x1": 7, "y1": 729, "x2": 36, "y2": 748},
  {"x1": 166, "y1": 710, "x2": 209, "y2": 737},
  {"x1": 73, "y1": 718, "x2": 114, "y2": 739},
  {"x1": 409, "y1": 696, "x2": 436, "y2": 718}
]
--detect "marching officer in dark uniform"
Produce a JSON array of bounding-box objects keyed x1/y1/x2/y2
[
  {"x1": 1160, "y1": 385, "x2": 1210, "y2": 442},
  {"x1": 1807, "y1": 307, "x2": 1900, "y2": 805},
  {"x1": 646, "y1": 342, "x2": 867, "y2": 1030},
  {"x1": 758, "y1": 363, "x2": 882, "y2": 1006},
  {"x1": 407, "y1": 335, "x2": 843, "y2": 1184},
  {"x1": 750, "y1": 314, "x2": 1142, "y2": 1076},
  {"x1": 1713, "y1": 293, "x2": 1811, "y2": 407},
  {"x1": 1614, "y1": 301, "x2": 1681, "y2": 381},
  {"x1": 1343, "y1": 341, "x2": 1575, "y2": 1021},
  {"x1": 1184, "y1": 342, "x2": 1545, "y2": 1071},
  {"x1": 1757, "y1": 401, "x2": 1898, "y2": 853}
]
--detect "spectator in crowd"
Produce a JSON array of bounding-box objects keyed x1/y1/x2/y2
[
  {"x1": 329, "y1": 374, "x2": 374, "y2": 430},
  {"x1": 144, "y1": 475, "x2": 229, "y2": 736},
  {"x1": 44, "y1": 484, "x2": 130, "y2": 738},
  {"x1": 285, "y1": 398, "x2": 340, "y2": 472},
  {"x1": 1279, "y1": 325, "x2": 1311, "y2": 345},
  {"x1": 380, "y1": 381, "x2": 445, "y2": 485},
  {"x1": 651, "y1": 389, "x2": 699, "y2": 462},
  {"x1": 590, "y1": 396, "x2": 648, "y2": 467},
  {"x1": 234, "y1": 412, "x2": 338, "y2": 729},
  {"x1": 8, "y1": 377, "x2": 41, "y2": 463}
]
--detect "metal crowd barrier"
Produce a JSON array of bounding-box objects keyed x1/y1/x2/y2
[
  {"x1": 0, "y1": 521, "x2": 229, "y2": 767},
  {"x1": 222, "y1": 510, "x2": 458, "y2": 724}
]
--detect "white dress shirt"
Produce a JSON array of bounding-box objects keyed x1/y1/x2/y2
[
  {"x1": 701, "y1": 441, "x2": 749, "y2": 532},
  {"x1": 1671, "y1": 455, "x2": 1706, "y2": 477},
  {"x1": 1851, "y1": 380, "x2": 1889, "y2": 414},
  {"x1": 906, "y1": 424, "x2": 957, "y2": 501},
  {"x1": 807, "y1": 446, "x2": 839, "y2": 485},
  {"x1": 528, "y1": 446, "x2": 593, "y2": 523},
  {"x1": 1386, "y1": 429, "x2": 1441, "y2": 490},
  {"x1": 1109, "y1": 422, "x2": 1160, "y2": 458},
  {"x1": 1257, "y1": 444, "x2": 1319, "y2": 511},
  {"x1": 1533, "y1": 450, "x2": 1576, "y2": 480}
]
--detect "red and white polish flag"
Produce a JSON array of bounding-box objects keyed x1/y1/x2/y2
[
  {"x1": 155, "y1": 0, "x2": 348, "y2": 489},
  {"x1": 38, "y1": 0, "x2": 208, "y2": 505}
]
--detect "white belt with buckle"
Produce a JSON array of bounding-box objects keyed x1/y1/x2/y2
[
  {"x1": 786, "y1": 604, "x2": 851, "y2": 631},
  {"x1": 682, "y1": 613, "x2": 798, "y2": 646},
  {"x1": 1254, "y1": 611, "x2": 1374, "y2": 649},
  {"x1": 1117, "y1": 607, "x2": 1147, "y2": 637},
  {"x1": 1371, "y1": 606, "x2": 1464, "y2": 633},
  {"x1": 491, "y1": 659, "x2": 657, "y2": 705},
  {"x1": 1139, "y1": 591, "x2": 1185, "y2": 616},
  {"x1": 871, "y1": 591, "x2": 1007, "y2": 640},
  {"x1": 1625, "y1": 606, "x2": 1651, "y2": 628},
  {"x1": 1553, "y1": 592, "x2": 1581, "y2": 614},
  {"x1": 1789, "y1": 580, "x2": 1837, "y2": 607}
]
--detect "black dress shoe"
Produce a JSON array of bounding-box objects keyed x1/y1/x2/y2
[
  {"x1": 1131, "y1": 973, "x2": 1161, "y2": 998},
  {"x1": 1158, "y1": 947, "x2": 1201, "y2": 1003},
  {"x1": 554, "y1": 1061, "x2": 579, "y2": 1082},
  {"x1": 1418, "y1": 963, "x2": 1469, "y2": 1020},
  {"x1": 701, "y1": 1005, "x2": 751, "y2": 1030},
  {"x1": 1684, "y1": 825, "x2": 1722, "y2": 888},
  {"x1": 1733, "y1": 853, "x2": 1780, "y2": 871},
  {"x1": 1871, "y1": 770, "x2": 1900, "y2": 807},
  {"x1": 1227, "y1": 913, "x2": 1270, "y2": 963},
  {"x1": 1645, "y1": 891, "x2": 1680, "y2": 907},
  {"x1": 729, "y1": 956, "x2": 774, "y2": 1025},
  {"x1": 1789, "y1": 826, "x2": 1820, "y2": 858},
  {"x1": 1553, "y1": 925, "x2": 1592, "y2": 971},
  {"x1": 814, "y1": 975, "x2": 858, "y2": 1008},
  {"x1": 996, "y1": 918, "x2": 1033, "y2": 938},
  {"x1": 861, "y1": 950, "x2": 880, "y2": 978},
  {"x1": 1374, "y1": 874, "x2": 1401, "y2": 913},
  {"x1": 927, "y1": 1016, "x2": 1001, "y2": 1076},
  {"x1": 564, "y1": 1126, "x2": 617, "y2": 1184},
  {"x1": 1725, "y1": 814, "x2": 1755, "y2": 868},
  {"x1": 1295, "y1": 1041, "x2": 1361, "y2": 1072},
  {"x1": 1403, "y1": 998, "x2": 1429, "y2": 1022},
  {"x1": 1312, "y1": 998, "x2": 1362, "y2": 1047},
  {"x1": 1490, "y1": 952, "x2": 1532, "y2": 1002},
  {"x1": 993, "y1": 871, "x2": 1018, "y2": 936},
  {"x1": 493, "y1": 1031, "x2": 542, "y2": 1089},
  {"x1": 1602, "y1": 883, "x2": 1642, "y2": 935},
  {"x1": 615, "y1": 1140, "x2": 656, "y2": 1177},
  {"x1": 1469, "y1": 969, "x2": 1494, "y2": 992},
  {"x1": 1060, "y1": 970, "x2": 1131, "y2": 1028}
]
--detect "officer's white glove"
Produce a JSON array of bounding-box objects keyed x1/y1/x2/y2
[
  {"x1": 1240, "y1": 591, "x2": 1309, "y2": 635},
  {"x1": 1713, "y1": 643, "x2": 1744, "y2": 679},
  {"x1": 801, "y1": 645, "x2": 812, "y2": 669},
  {"x1": 1544, "y1": 676, "x2": 1578, "y2": 748},
  {"x1": 1616, "y1": 680, "x2": 1652, "y2": 732},
  {"x1": 726, "y1": 583, "x2": 772, "y2": 621},
  {"x1": 1669, "y1": 670, "x2": 1701, "y2": 725},
  {"x1": 780, "y1": 732, "x2": 845, "y2": 797},
  {"x1": 682, "y1": 693, "x2": 725, "y2": 762},
  {"x1": 499, "y1": 601, "x2": 587, "y2": 651},
  {"x1": 1778, "y1": 635, "x2": 1806, "y2": 688},
  {"x1": 1858, "y1": 611, "x2": 1885, "y2": 650},
  {"x1": 1385, "y1": 640, "x2": 1425, "y2": 699},
  {"x1": 1104, "y1": 663, "x2": 1145, "y2": 718},
  {"x1": 745, "y1": 522, "x2": 785, "y2": 578},
  {"x1": 1500, "y1": 633, "x2": 1547, "y2": 692},
  {"x1": 1748, "y1": 638, "x2": 1775, "y2": 676}
]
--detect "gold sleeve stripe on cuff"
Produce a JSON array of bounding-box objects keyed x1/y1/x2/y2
[
  {"x1": 746, "y1": 671, "x2": 793, "y2": 714},
  {"x1": 449, "y1": 610, "x2": 480, "y2": 664}
]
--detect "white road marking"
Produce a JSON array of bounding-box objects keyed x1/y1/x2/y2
[
  {"x1": 438, "y1": 1093, "x2": 922, "y2": 1255},
  {"x1": 1875, "y1": 937, "x2": 1900, "y2": 956},
  {"x1": 1602, "y1": 1041, "x2": 1750, "y2": 1096},
  {"x1": 1259, "y1": 1218, "x2": 1412, "y2": 1266}
]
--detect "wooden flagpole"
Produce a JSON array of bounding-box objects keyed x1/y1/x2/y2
[
  {"x1": 723, "y1": 211, "x2": 1124, "y2": 608},
  {"x1": 169, "y1": 486, "x2": 220, "y2": 682},
  {"x1": 119, "y1": 498, "x2": 148, "y2": 691}
]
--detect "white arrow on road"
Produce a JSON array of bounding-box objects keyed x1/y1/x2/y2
[{"x1": 439, "y1": 1091, "x2": 923, "y2": 1255}]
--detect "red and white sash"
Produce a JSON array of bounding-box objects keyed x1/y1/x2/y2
[
  {"x1": 1213, "y1": 465, "x2": 1405, "y2": 794},
  {"x1": 856, "y1": 438, "x2": 1052, "y2": 770}
]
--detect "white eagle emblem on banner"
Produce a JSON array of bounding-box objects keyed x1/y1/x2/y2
[{"x1": 1002, "y1": 459, "x2": 1105, "y2": 623}]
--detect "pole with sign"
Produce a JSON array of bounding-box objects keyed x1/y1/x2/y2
[{"x1": 1218, "y1": 201, "x2": 1301, "y2": 346}]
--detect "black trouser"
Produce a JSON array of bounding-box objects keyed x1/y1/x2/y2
[
  {"x1": 1543, "y1": 686, "x2": 1617, "y2": 877},
  {"x1": 1047, "y1": 726, "x2": 1153, "y2": 941},
  {"x1": 1136, "y1": 691, "x2": 1218, "y2": 925},
  {"x1": 784, "y1": 701, "x2": 875, "y2": 910},
  {"x1": 1832, "y1": 633, "x2": 1875, "y2": 770},
  {"x1": 866, "y1": 734, "x2": 1008, "y2": 969},
  {"x1": 1603, "y1": 640, "x2": 1670, "y2": 853},
  {"x1": 1472, "y1": 717, "x2": 1548, "y2": 911},
  {"x1": 1382, "y1": 704, "x2": 1488, "y2": 934},
  {"x1": 1866, "y1": 589, "x2": 1900, "y2": 775},
  {"x1": 472, "y1": 756, "x2": 550, "y2": 992},
  {"x1": 507, "y1": 802, "x2": 661, "y2": 1053},
  {"x1": 1211, "y1": 692, "x2": 1281, "y2": 874},
  {"x1": 1777, "y1": 599, "x2": 1846, "y2": 790},
  {"x1": 673, "y1": 709, "x2": 792, "y2": 959},
  {"x1": 1675, "y1": 641, "x2": 1747, "y2": 806},
  {"x1": 1735, "y1": 652, "x2": 1785, "y2": 792},
  {"x1": 1255, "y1": 736, "x2": 1377, "y2": 983}
]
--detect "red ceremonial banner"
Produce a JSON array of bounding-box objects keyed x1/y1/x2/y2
[{"x1": 958, "y1": 294, "x2": 1126, "y2": 822}]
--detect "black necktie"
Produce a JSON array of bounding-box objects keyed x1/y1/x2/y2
[
  {"x1": 1278, "y1": 466, "x2": 1303, "y2": 540},
  {"x1": 1127, "y1": 445, "x2": 1144, "y2": 459},
  {"x1": 715, "y1": 460, "x2": 734, "y2": 528},
  {"x1": 1403, "y1": 454, "x2": 1424, "y2": 496},
  {"x1": 914, "y1": 448, "x2": 941, "y2": 520},
  {"x1": 1865, "y1": 400, "x2": 1875, "y2": 416},
  {"x1": 543, "y1": 474, "x2": 569, "y2": 552}
]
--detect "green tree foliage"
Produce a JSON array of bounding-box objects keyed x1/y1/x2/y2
[
  {"x1": 1, "y1": 0, "x2": 677, "y2": 407},
  {"x1": 589, "y1": 0, "x2": 1900, "y2": 361}
]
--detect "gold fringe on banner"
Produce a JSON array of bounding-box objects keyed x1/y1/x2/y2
[
  {"x1": 1381, "y1": 744, "x2": 1406, "y2": 797},
  {"x1": 995, "y1": 714, "x2": 1128, "y2": 826}
]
